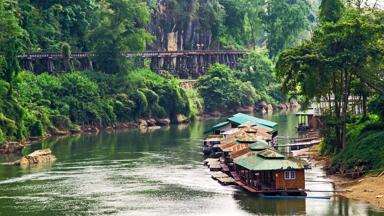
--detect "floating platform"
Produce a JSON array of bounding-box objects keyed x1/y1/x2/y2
[
  {"x1": 203, "y1": 158, "x2": 219, "y2": 166},
  {"x1": 274, "y1": 139, "x2": 321, "y2": 150},
  {"x1": 209, "y1": 163, "x2": 222, "y2": 171},
  {"x1": 211, "y1": 172, "x2": 236, "y2": 185}
]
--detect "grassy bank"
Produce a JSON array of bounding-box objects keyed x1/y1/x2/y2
[
  {"x1": 321, "y1": 115, "x2": 384, "y2": 175},
  {"x1": 0, "y1": 69, "x2": 199, "y2": 145}
]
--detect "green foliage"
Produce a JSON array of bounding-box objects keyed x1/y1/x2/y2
[
  {"x1": 239, "y1": 50, "x2": 284, "y2": 104},
  {"x1": 61, "y1": 42, "x2": 73, "y2": 72},
  {"x1": 369, "y1": 95, "x2": 384, "y2": 120},
  {"x1": 319, "y1": 0, "x2": 344, "y2": 23},
  {"x1": 263, "y1": 0, "x2": 311, "y2": 58},
  {"x1": 185, "y1": 88, "x2": 204, "y2": 118},
  {"x1": 0, "y1": 1, "x2": 27, "y2": 90},
  {"x1": 277, "y1": 7, "x2": 384, "y2": 149},
  {"x1": 196, "y1": 64, "x2": 257, "y2": 112},
  {"x1": 330, "y1": 117, "x2": 384, "y2": 171},
  {"x1": 89, "y1": 0, "x2": 153, "y2": 73},
  {"x1": 0, "y1": 68, "x2": 199, "y2": 142},
  {"x1": 0, "y1": 129, "x2": 5, "y2": 145}
]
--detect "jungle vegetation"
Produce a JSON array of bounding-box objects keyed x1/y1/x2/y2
[
  {"x1": 276, "y1": 0, "x2": 384, "y2": 172},
  {"x1": 0, "y1": 0, "x2": 318, "y2": 143}
]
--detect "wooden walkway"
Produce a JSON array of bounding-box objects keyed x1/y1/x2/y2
[{"x1": 274, "y1": 139, "x2": 321, "y2": 148}]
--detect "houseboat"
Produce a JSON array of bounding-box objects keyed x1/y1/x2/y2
[
  {"x1": 203, "y1": 113, "x2": 278, "y2": 156},
  {"x1": 203, "y1": 113, "x2": 307, "y2": 196},
  {"x1": 233, "y1": 147, "x2": 306, "y2": 196}
]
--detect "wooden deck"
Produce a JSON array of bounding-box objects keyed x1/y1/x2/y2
[
  {"x1": 211, "y1": 172, "x2": 236, "y2": 185},
  {"x1": 274, "y1": 139, "x2": 321, "y2": 148}
]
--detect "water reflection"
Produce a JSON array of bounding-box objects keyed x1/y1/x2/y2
[
  {"x1": 0, "y1": 113, "x2": 382, "y2": 215},
  {"x1": 235, "y1": 193, "x2": 306, "y2": 215}
]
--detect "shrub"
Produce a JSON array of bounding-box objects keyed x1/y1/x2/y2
[{"x1": 196, "y1": 64, "x2": 258, "y2": 112}]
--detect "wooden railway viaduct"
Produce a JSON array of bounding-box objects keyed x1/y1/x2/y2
[{"x1": 18, "y1": 50, "x2": 247, "y2": 78}]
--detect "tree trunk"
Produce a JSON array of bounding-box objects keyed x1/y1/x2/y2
[
  {"x1": 333, "y1": 72, "x2": 341, "y2": 149},
  {"x1": 341, "y1": 71, "x2": 351, "y2": 149},
  {"x1": 362, "y1": 93, "x2": 367, "y2": 117}
]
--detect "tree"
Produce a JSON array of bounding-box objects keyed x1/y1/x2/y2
[
  {"x1": 88, "y1": 0, "x2": 153, "y2": 73},
  {"x1": 276, "y1": 8, "x2": 384, "y2": 149},
  {"x1": 319, "y1": 0, "x2": 344, "y2": 23},
  {"x1": 239, "y1": 50, "x2": 283, "y2": 104},
  {"x1": 243, "y1": 0, "x2": 264, "y2": 49},
  {"x1": 263, "y1": 0, "x2": 311, "y2": 58},
  {"x1": 196, "y1": 64, "x2": 257, "y2": 111},
  {"x1": 18, "y1": 0, "x2": 98, "y2": 51},
  {"x1": 0, "y1": 1, "x2": 27, "y2": 94}
]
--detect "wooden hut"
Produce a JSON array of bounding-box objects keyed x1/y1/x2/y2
[
  {"x1": 296, "y1": 108, "x2": 322, "y2": 131},
  {"x1": 233, "y1": 146, "x2": 306, "y2": 196}
]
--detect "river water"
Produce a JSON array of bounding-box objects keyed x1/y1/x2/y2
[{"x1": 0, "y1": 112, "x2": 382, "y2": 216}]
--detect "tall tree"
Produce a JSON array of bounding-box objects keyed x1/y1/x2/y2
[
  {"x1": 319, "y1": 0, "x2": 344, "y2": 23},
  {"x1": 277, "y1": 8, "x2": 384, "y2": 149},
  {"x1": 0, "y1": 1, "x2": 27, "y2": 94},
  {"x1": 88, "y1": 0, "x2": 153, "y2": 73},
  {"x1": 263, "y1": 0, "x2": 311, "y2": 58}
]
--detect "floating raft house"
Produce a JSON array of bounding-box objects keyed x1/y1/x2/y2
[{"x1": 207, "y1": 113, "x2": 278, "y2": 136}]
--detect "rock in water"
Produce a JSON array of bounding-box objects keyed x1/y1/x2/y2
[
  {"x1": 138, "y1": 119, "x2": 148, "y2": 128},
  {"x1": 157, "y1": 118, "x2": 171, "y2": 126},
  {"x1": 16, "y1": 149, "x2": 56, "y2": 167},
  {"x1": 176, "y1": 114, "x2": 189, "y2": 124},
  {"x1": 146, "y1": 118, "x2": 157, "y2": 126}
]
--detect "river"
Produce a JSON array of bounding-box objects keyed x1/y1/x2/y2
[{"x1": 0, "y1": 112, "x2": 382, "y2": 216}]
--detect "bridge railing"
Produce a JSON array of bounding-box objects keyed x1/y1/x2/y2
[{"x1": 18, "y1": 50, "x2": 247, "y2": 59}]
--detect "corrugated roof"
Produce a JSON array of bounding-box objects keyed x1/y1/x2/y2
[
  {"x1": 249, "y1": 140, "x2": 270, "y2": 151},
  {"x1": 236, "y1": 133, "x2": 258, "y2": 143},
  {"x1": 258, "y1": 149, "x2": 285, "y2": 159},
  {"x1": 211, "y1": 121, "x2": 229, "y2": 130},
  {"x1": 234, "y1": 150, "x2": 305, "y2": 171},
  {"x1": 221, "y1": 143, "x2": 249, "y2": 152},
  {"x1": 228, "y1": 113, "x2": 278, "y2": 129}
]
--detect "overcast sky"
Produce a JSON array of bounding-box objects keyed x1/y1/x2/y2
[{"x1": 367, "y1": 0, "x2": 384, "y2": 8}]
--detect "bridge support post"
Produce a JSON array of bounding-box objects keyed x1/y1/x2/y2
[
  {"x1": 191, "y1": 55, "x2": 198, "y2": 78},
  {"x1": 87, "y1": 58, "x2": 94, "y2": 71},
  {"x1": 26, "y1": 58, "x2": 34, "y2": 71},
  {"x1": 198, "y1": 55, "x2": 204, "y2": 75},
  {"x1": 150, "y1": 57, "x2": 161, "y2": 73},
  {"x1": 47, "y1": 57, "x2": 55, "y2": 73}
]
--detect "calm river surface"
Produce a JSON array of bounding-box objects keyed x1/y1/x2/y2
[{"x1": 0, "y1": 112, "x2": 383, "y2": 216}]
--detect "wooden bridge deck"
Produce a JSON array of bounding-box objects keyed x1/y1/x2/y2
[
  {"x1": 18, "y1": 50, "x2": 247, "y2": 59},
  {"x1": 18, "y1": 50, "x2": 248, "y2": 75}
]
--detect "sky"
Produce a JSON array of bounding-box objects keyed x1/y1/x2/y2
[{"x1": 367, "y1": 0, "x2": 384, "y2": 8}]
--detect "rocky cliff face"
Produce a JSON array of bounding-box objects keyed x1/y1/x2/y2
[{"x1": 148, "y1": 0, "x2": 219, "y2": 51}]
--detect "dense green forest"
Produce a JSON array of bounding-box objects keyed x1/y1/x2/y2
[
  {"x1": 276, "y1": 0, "x2": 384, "y2": 173},
  {"x1": 0, "y1": 0, "x2": 319, "y2": 143}
]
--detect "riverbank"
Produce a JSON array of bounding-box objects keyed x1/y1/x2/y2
[
  {"x1": 0, "y1": 115, "x2": 190, "y2": 155},
  {"x1": 198, "y1": 101, "x2": 300, "y2": 119},
  {"x1": 296, "y1": 145, "x2": 384, "y2": 210}
]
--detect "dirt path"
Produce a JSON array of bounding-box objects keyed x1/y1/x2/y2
[{"x1": 294, "y1": 145, "x2": 384, "y2": 210}]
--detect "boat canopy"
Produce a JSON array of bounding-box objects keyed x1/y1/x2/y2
[
  {"x1": 206, "y1": 113, "x2": 278, "y2": 133},
  {"x1": 234, "y1": 149, "x2": 305, "y2": 171},
  {"x1": 229, "y1": 113, "x2": 278, "y2": 129}
]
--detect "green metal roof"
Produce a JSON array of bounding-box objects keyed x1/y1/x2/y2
[
  {"x1": 249, "y1": 140, "x2": 270, "y2": 151},
  {"x1": 234, "y1": 150, "x2": 305, "y2": 171},
  {"x1": 204, "y1": 121, "x2": 229, "y2": 133},
  {"x1": 258, "y1": 149, "x2": 285, "y2": 159},
  {"x1": 228, "y1": 113, "x2": 278, "y2": 130}
]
